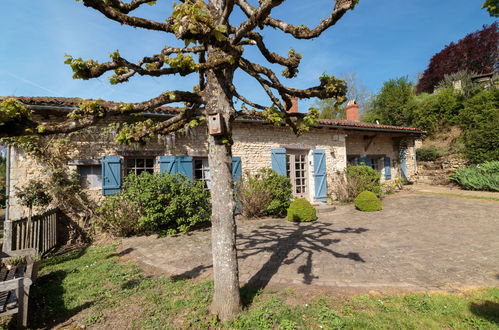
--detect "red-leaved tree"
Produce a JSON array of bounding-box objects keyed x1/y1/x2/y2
[{"x1": 416, "y1": 22, "x2": 498, "y2": 94}]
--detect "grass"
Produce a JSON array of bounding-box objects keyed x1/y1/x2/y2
[
  {"x1": 418, "y1": 190, "x2": 499, "y2": 202},
  {"x1": 1, "y1": 244, "x2": 498, "y2": 329}
]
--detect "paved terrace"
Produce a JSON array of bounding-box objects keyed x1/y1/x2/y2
[{"x1": 121, "y1": 190, "x2": 499, "y2": 292}]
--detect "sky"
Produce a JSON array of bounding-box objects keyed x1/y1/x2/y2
[{"x1": 0, "y1": 0, "x2": 496, "y2": 112}]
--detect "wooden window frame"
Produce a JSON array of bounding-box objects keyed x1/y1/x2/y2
[
  {"x1": 124, "y1": 157, "x2": 155, "y2": 176},
  {"x1": 193, "y1": 157, "x2": 211, "y2": 190},
  {"x1": 286, "y1": 150, "x2": 309, "y2": 197}
]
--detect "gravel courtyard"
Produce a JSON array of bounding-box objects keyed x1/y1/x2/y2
[{"x1": 121, "y1": 190, "x2": 499, "y2": 292}]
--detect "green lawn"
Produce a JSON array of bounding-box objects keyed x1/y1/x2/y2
[{"x1": 1, "y1": 244, "x2": 498, "y2": 329}]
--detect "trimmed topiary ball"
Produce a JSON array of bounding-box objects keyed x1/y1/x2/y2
[
  {"x1": 287, "y1": 198, "x2": 317, "y2": 222},
  {"x1": 354, "y1": 191, "x2": 382, "y2": 212}
]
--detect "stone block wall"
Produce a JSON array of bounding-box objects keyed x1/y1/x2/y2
[
  {"x1": 7, "y1": 121, "x2": 416, "y2": 219},
  {"x1": 345, "y1": 134, "x2": 418, "y2": 181}
]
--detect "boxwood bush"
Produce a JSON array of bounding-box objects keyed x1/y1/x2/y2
[
  {"x1": 95, "y1": 172, "x2": 211, "y2": 236},
  {"x1": 287, "y1": 198, "x2": 317, "y2": 222},
  {"x1": 450, "y1": 161, "x2": 499, "y2": 191},
  {"x1": 354, "y1": 191, "x2": 382, "y2": 212}
]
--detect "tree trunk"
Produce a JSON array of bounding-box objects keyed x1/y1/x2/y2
[{"x1": 204, "y1": 49, "x2": 241, "y2": 320}]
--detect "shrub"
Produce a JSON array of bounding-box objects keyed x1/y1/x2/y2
[
  {"x1": 239, "y1": 169, "x2": 292, "y2": 218},
  {"x1": 287, "y1": 198, "x2": 317, "y2": 222},
  {"x1": 416, "y1": 147, "x2": 444, "y2": 162},
  {"x1": 411, "y1": 88, "x2": 463, "y2": 134},
  {"x1": 458, "y1": 89, "x2": 499, "y2": 164},
  {"x1": 354, "y1": 191, "x2": 382, "y2": 212},
  {"x1": 346, "y1": 165, "x2": 382, "y2": 197},
  {"x1": 450, "y1": 161, "x2": 499, "y2": 191},
  {"x1": 94, "y1": 194, "x2": 142, "y2": 237},
  {"x1": 96, "y1": 172, "x2": 211, "y2": 236}
]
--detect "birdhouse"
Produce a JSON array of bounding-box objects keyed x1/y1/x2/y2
[{"x1": 208, "y1": 113, "x2": 224, "y2": 135}]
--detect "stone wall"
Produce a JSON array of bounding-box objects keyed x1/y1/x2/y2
[
  {"x1": 345, "y1": 134, "x2": 418, "y2": 181},
  {"x1": 7, "y1": 122, "x2": 417, "y2": 218}
]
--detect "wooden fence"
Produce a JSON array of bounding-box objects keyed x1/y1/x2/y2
[{"x1": 10, "y1": 208, "x2": 59, "y2": 254}]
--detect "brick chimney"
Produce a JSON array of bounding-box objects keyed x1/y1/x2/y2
[
  {"x1": 287, "y1": 97, "x2": 299, "y2": 113},
  {"x1": 345, "y1": 99, "x2": 359, "y2": 121}
]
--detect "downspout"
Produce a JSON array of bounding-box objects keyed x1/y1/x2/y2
[{"x1": 3, "y1": 145, "x2": 11, "y2": 251}]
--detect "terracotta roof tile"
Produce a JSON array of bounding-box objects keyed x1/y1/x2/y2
[{"x1": 9, "y1": 96, "x2": 423, "y2": 134}]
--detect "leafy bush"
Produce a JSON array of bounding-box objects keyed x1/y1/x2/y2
[
  {"x1": 411, "y1": 88, "x2": 463, "y2": 134},
  {"x1": 458, "y1": 89, "x2": 499, "y2": 164},
  {"x1": 96, "y1": 172, "x2": 211, "y2": 236},
  {"x1": 450, "y1": 161, "x2": 499, "y2": 191},
  {"x1": 347, "y1": 165, "x2": 382, "y2": 197},
  {"x1": 287, "y1": 198, "x2": 317, "y2": 222},
  {"x1": 354, "y1": 191, "x2": 382, "y2": 212},
  {"x1": 333, "y1": 165, "x2": 383, "y2": 202},
  {"x1": 239, "y1": 168, "x2": 292, "y2": 218},
  {"x1": 94, "y1": 194, "x2": 142, "y2": 237},
  {"x1": 416, "y1": 147, "x2": 444, "y2": 162}
]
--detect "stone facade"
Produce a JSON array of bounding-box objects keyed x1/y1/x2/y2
[{"x1": 7, "y1": 121, "x2": 419, "y2": 219}]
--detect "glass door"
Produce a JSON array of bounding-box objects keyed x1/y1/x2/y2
[{"x1": 286, "y1": 151, "x2": 308, "y2": 198}]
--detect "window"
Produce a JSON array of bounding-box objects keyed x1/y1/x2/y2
[
  {"x1": 347, "y1": 155, "x2": 359, "y2": 166},
  {"x1": 78, "y1": 165, "x2": 102, "y2": 189},
  {"x1": 286, "y1": 152, "x2": 308, "y2": 196},
  {"x1": 125, "y1": 157, "x2": 154, "y2": 176},
  {"x1": 193, "y1": 158, "x2": 211, "y2": 189},
  {"x1": 371, "y1": 157, "x2": 381, "y2": 172}
]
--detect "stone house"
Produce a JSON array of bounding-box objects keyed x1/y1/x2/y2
[{"x1": 5, "y1": 97, "x2": 423, "y2": 219}]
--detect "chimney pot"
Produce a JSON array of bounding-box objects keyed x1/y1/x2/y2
[
  {"x1": 286, "y1": 97, "x2": 299, "y2": 113},
  {"x1": 345, "y1": 99, "x2": 359, "y2": 121}
]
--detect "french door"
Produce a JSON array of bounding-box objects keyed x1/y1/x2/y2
[{"x1": 286, "y1": 151, "x2": 308, "y2": 197}]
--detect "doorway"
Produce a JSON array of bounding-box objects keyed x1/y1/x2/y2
[{"x1": 286, "y1": 151, "x2": 308, "y2": 198}]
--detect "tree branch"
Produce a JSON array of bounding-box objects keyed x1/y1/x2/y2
[
  {"x1": 82, "y1": 0, "x2": 174, "y2": 32},
  {"x1": 232, "y1": 0, "x2": 284, "y2": 44},
  {"x1": 237, "y1": 0, "x2": 357, "y2": 39}
]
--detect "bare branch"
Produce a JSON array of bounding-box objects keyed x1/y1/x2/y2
[
  {"x1": 106, "y1": 0, "x2": 157, "y2": 14},
  {"x1": 82, "y1": 0, "x2": 174, "y2": 32},
  {"x1": 232, "y1": 0, "x2": 284, "y2": 44},
  {"x1": 237, "y1": 0, "x2": 357, "y2": 39},
  {"x1": 239, "y1": 58, "x2": 346, "y2": 100}
]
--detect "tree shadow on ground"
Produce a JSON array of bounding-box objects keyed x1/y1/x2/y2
[
  {"x1": 237, "y1": 222, "x2": 367, "y2": 293},
  {"x1": 2, "y1": 246, "x2": 92, "y2": 329},
  {"x1": 27, "y1": 270, "x2": 94, "y2": 329},
  {"x1": 469, "y1": 301, "x2": 499, "y2": 325}
]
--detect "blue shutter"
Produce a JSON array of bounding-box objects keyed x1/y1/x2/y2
[
  {"x1": 313, "y1": 150, "x2": 328, "y2": 202},
  {"x1": 400, "y1": 154, "x2": 408, "y2": 181},
  {"x1": 384, "y1": 157, "x2": 392, "y2": 180},
  {"x1": 159, "y1": 156, "x2": 177, "y2": 174},
  {"x1": 271, "y1": 148, "x2": 287, "y2": 176},
  {"x1": 358, "y1": 157, "x2": 373, "y2": 168},
  {"x1": 177, "y1": 156, "x2": 193, "y2": 180},
  {"x1": 232, "y1": 157, "x2": 242, "y2": 183},
  {"x1": 102, "y1": 156, "x2": 121, "y2": 195},
  {"x1": 399, "y1": 144, "x2": 408, "y2": 181},
  {"x1": 232, "y1": 157, "x2": 242, "y2": 214}
]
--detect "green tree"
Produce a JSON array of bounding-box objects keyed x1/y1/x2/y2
[
  {"x1": 459, "y1": 89, "x2": 499, "y2": 163},
  {"x1": 317, "y1": 72, "x2": 371, "y2": 119},
  {"x1": 482, "y1": 0, "x2": 499, "y2": 16},
  {"x1": 411, "y1": 88, "x2": 463, "y2": 134},
  {"x1": 0, "y1": 0, "x2": 358, "y2": 319},
  {"x1": 362, "y1": 77, "x2": 415, "y2": 126}
]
